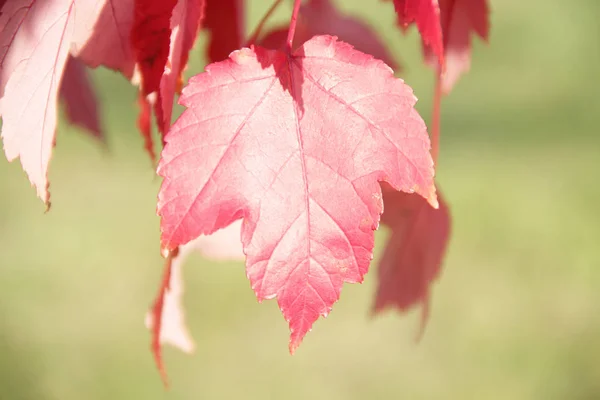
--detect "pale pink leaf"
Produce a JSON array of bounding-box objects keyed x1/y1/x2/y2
[
  {"x1": 71, "y1": 0, "x2": 136, "y2": 78},
  {"x1": 189, "y1": 220, "x2": 245, "y2": 260},
  {"x1": 145, "y1": 247, "x2": 195, "y2": 354},
  {"x1": 0, "y1": 0, "x2": 115, "y2": 203},
  {"x1": 145, "y1": 220, "x2": 244, "y2": 355}
]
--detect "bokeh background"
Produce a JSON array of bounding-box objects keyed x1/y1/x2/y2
[{"x1": 1, "y1": 0, "x2": 599, "y2": 399}]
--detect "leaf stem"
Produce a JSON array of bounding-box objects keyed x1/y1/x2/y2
[
  {"x1": 286, "y1": 0, "x2": 303, "y2": 51},
  {"x1": 150, "y1": 247, "x2": 179, "y2": 389},
  {"x1": 246, "y1": 0, "x2": 284, "y2": 46},
  {"x1": 431, "y1": 69, "x2": 442, "y2": 166}
]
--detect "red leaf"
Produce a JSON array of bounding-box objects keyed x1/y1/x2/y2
[
  {"x1": 158, "y1": 35, "x2": 437, "y2": 351},
  {"x1": 426, "y1": 0, "x2": 489, "y2": 92},
  {"x1": 373, "y1": 183, "x2": 450, "y2": 336},
  {"x1": 392, "y1": 0, "x2": 444, "y2": 66},
  {"x1": 60, "y1": 56, "x2": 103, "y2": 141},
  {"x1": 131, "y1": 0, "x2": 179, "y2": 96},
  {"x1": 203, "y1": 0, "x2": 245, "y2": 63},
  {"x1": 156, "y1": 0, "x2": 206, "y2": 134},
  {"x1": 0, "y1": 0, "x2": 107, "y2": 205},
  {"x1": 260, "y1": 0, "x2": 398, "y2": 71}
]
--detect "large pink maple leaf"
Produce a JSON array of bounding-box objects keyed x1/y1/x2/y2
[{"x1": 157, "y1": 35, "x2": 437, "y2": 352}]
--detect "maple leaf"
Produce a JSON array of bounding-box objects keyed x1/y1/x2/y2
[
  {"x1": 156, "y1": 0, "x2": 206, "y2": 134},
  {"x1": 425, "y1": 0, "x2": 490, "y2": 93},
  {"x1": 157, "y1": 35, "x2": 437, "y2": 352},
  {"x1": 260, "y1": 0, "x2": 398, "y2": 71},
  {"x1": 203, "y1": 0, "x2": 245, "y2": 63},
  {"x1": 134, "y1": 0, "x2": 205, "y2": 161},
  {"x1": 131, "y1": 0, "x2": 179, "y2": 96},
  {"x1": 373, "y1": 183, "x2": 450, "y2": 336},
  {"x1": 60, "y1": 56, "x2": 103, "y2": 141},
  {"x1": 73, "y1": 0, "x2": 136, "y2": 79},
  {"x1": 392, "y1": 0, "x2": 444, "y2": 66},
  {"x1": 0, "y1": 0, "x2": 139, "y2": 203},
  {"x1": 0, "y1": 0, "x2": 110, "y2": 204}
]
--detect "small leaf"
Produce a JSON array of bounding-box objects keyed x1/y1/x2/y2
[
  {"x1": 146, "y1": 219, "x2": 244, "y2": 356},
  {"x1": 374, "y1": 183, "x2": 450, "y2": 337},
  {"x1": 425, "y1": 0, "x2": 490, "y2": 92},
  {"x1": 146, "y1": 246, "x2": 195, "y2": 356},
  {"x1": 392, "y1": 0, "x2": 444, "y2": 65},
  {"x1": 60, "y1": 56, "x2": 104, "y2": 141}
]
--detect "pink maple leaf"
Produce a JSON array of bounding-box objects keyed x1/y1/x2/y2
[
  {"x1": 374, "y1": 183, "x2": 450, "y2": 336},
  {"x1": 260, "y1": 0, "x2": 398, "y2": 71},
  {"x1": 157, "y1": 35, "x2": 437, "y2": 353}
]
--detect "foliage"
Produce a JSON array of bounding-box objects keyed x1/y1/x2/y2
[{"x1": 0, "y1": 0, "x2": 489, "y2": 383}]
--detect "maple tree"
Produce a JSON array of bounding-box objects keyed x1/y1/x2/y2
[{"x1": 0, "y1": 0, "x2": 489, "y2": 385}]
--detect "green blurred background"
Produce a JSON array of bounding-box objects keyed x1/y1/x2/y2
[{"x1": 1, "y1": 0, "x2": 599, "y2": 398}]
